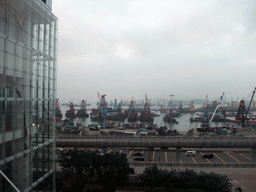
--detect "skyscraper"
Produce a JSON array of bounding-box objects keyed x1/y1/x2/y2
[{"x1": 0, "y1": 0, "x2": 57, "y2": 191}]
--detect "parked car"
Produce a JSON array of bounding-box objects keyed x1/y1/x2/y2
[
  {"x1": 132, "y1": 152, "x2": 143, "y2": 156},
  {"x1": 185, "y1": 151, "x2": 196, "y2": 156},
  {"x1": 88, "y1": 124, "x2": 100, "y2": 131},
  {"x1": 202, "y1": 153, "x2": 214, "y2": 158},
  {"x1": 133, "y1": 157, "x2": 144, "y2": 161}
]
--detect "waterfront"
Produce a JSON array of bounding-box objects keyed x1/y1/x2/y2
[{"x1": 59, "y1": 104, "x2": 227, "y2": 132}]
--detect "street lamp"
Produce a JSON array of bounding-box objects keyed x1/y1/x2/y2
[
  {"x1": 169, "y1": 94, "x2": 174, "y2": 134},
  {"x1": 169, "y1": 94, "x2": 174, "y2": 110}
]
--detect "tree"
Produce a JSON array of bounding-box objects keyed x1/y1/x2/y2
[
  {"x1": 140, "y1": 164, "x2": 170, "y2": 189},
  {"x1": 96, "y1": 152, "x2": 131, "y2": 191},
  {"x1": 140, "y1": 165, "x2": 233, "y2": 192},
  {"x1": 197, "y1": 171, "x2": 233, "y2": 192},
  {"x1": 157, "y1": 126, "x2": 168, "y2": 136},
  {"x1": 58, "y1": 148, "x2": 98, "y2": 191},
  {"x1": 58, "y1": 149, "x2": 131, "y2": 192}
]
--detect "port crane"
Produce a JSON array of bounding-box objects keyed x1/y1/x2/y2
[
  {"x1": 210, "y1": 92, "x2": 225, "y2": 122},
  {"x1": 195, "y1": 92, "x2": 225, "y2": 132},
  {"x1": 229, "y1": 87, "x2": 256, "y2": 126},
  {"x1": 97, "y1": 92, "x2": 108, "y2": 115}
]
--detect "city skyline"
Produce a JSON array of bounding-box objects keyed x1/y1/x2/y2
[{"x1": 53, "y1": 0, "x2": 256, "y2": 103}]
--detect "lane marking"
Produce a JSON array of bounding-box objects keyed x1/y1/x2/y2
[
  {"x1": 206, "y1": 158, "x2": 212, "y2": 164},
  {"x1": 201, "y1": 152, "x2": 211, "y2": 164},
  {"x1": 153, "y1": 151, "x2": 155, "y2": 161},
  {"x1": 191, "y1": 157, "x2": 197, "y2": 164},
  {"x1": 127, "y1": 151, "x2": 133, "y2": 159},
  {"x1": 165, "y1": 152, "x2": 168, "y2": 163},
  {"x1": 232, "y1": 180, "x2": 239, "y2": 184},
  {"x1": 239, "y1": 153, "x2": 252, "y2": 161},
  {"x1": 226, "y1": 153, "x2": 241, "y2": 163},
  {"x1": 214, "y1": 153, "x2": 227, "y2": 164},
  {"x1": 107, "y1": 150, "x2": 111, "y2": 153},
  {"x1": 119, "y1": 150, "x2": 122, "y2": 153},
  {"x1": 180, "y1": 159, "x2": 182, "y2": 163},
  {"x1": 241, "y1": 185, "x2": 246, "y2": 190}
]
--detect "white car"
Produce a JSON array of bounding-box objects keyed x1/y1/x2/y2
[{"x1": 185, "y1": 151, "x2": 196, "y2": 156}]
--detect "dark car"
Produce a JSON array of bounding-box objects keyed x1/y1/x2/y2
[
  {"x1": 132, "y1": 152, "x2": 143, "y2": 156},
  {"x1": 202, "y1": 153, "x2": 214, "y2": 158},
  {"x1": 133, "y1": 157, "x2": 144, "y2": 161},
  {"x1": 88, "y1": 124, "x2": 99, "y2": 131},
  {"x1": 129, "y1": 165, "x2": 135, "y2": 174}
]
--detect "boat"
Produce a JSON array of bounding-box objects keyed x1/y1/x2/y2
[
  {"x1": 127, "y1": 98, "x2": 139, "y2": 122},
  {"x1": 163, "y1": 110, "x2": 178, "y2": 123},
  {"x1": 197, "y1": 92, "x2": 225, "y2": 132},
  {"x1": 190, "y1": 116, "x2": 202, "y2": 122},
  {"x1": 180, "y1": 101, "x2": 196, "y2": 113},
  {"x1": 138, "y1": 94, "x2": 153, "y2": 122},
  {"x1": 210, "y1": 114, "x2": 228, "y2": 122},
  {"x1": 109, "y1": 100, "x2": 114, "y2": 106},
  {"x1": 163, "y1": 95, "x2": 178, "y2": 124},
  {"x1": 196, "y1": 106, "x2": 211, "y2": 132},
  {"x1": 108, "y1": 99, "x2": 126, "y2": 121},
  {"x1": 90, "y1": 93, "x2": 109, "y2": 123},
  {"x1": 65, "y1": 102, "x2": 76, "y2": 118},
  {"x1": 159, "y1": 105, "x2": 167, "y2": 113},
  {"x1": 76, "y1": 100, "x2": 89, "y2": 117},
  {"x1": 228, "y1": 88, "x2": 256, "y2": 126},
  {"x1": 55, "y1": 98, "x2": 63, "y2": 118}
]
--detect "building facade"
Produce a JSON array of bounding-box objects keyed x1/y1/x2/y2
[{"x1": 0, "y1": 0, "x2": 57, "y2": 191}]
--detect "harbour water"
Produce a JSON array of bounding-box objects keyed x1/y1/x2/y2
[{"x1": 59, "y1": 104, "x2": 227, "y2": 132}]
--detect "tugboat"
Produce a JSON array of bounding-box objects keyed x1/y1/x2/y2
[
  {"x1": 109, "y1": 99, "x2": 125, "y2": 121},
  {"x1": 197, "y1": 92, "x2": 225, "y2": 132},
  {"x1": 90, "y1": 93, "x2": 109, "y2": 123},
  {"x1": 196, "y1": 106, "x2": 211, "y2": 132},
  {"x1": 65, "y1": 102, "x2": 76, "y2": 118},
  {"x1": 163, "y1": 109, "x2": 178, "y2": 123},
  {"x1": 188, "y1": 101, "x2": 196, "y2": 113},
  {"x1": 229, "y1": 87, "x2": 256, "y2": 126},
  {"x1": 138, "y1": 94, "x2": 153, "y2": 122},
  {"x1": 76, "y1": 100, "x2": 89, "y2": 117},
  {"x1": 163, "y1": 94, "x2": 178, "y2": 123},
  {"x1": 55, "y1": 98, "x2": 63, "y2": 118},
  {"x1": 127, "y1": 97, "x2": 139, "y2": 122}
]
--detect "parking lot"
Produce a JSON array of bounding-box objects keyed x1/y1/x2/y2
[{"x1": 82, "y1": 147, "x2": 253, "y2": 165}]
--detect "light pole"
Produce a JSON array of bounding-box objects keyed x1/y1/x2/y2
[{"x1": 169, "y1": 94, "x2": 174, "y2": 134}]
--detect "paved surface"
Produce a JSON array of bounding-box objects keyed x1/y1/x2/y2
[
  {"x1": 132, "y1": 167, "x2": 256, "y2": 192},
  {"x1": 71, "y1": 147, "x2": 254, "y2": 165}
]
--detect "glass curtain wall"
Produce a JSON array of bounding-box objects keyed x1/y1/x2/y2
[{"x1": 0, "y1": 0, "x2": 57, "y2": 191}]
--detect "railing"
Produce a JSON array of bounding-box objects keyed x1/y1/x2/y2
[
  {"x1": 130, "y1": 162, "x2": 256, "y2": 168},
  {"x1": 56, "y1": 140, "x2": 256, "y2": 148},
  {"x1": 57, "y1": 135, "x2": 256, "y2": 140},
  {"x1": 0, "y1": 170, "x2": 20, "y2": 192}
]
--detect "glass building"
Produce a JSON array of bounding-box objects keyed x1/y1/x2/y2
[{"x1": 0, "y1": 0, "x2": 57, "y2": 191}]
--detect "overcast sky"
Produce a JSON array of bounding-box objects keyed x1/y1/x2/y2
[{"x1": 52, "y1": 0, "x2": 256, "y2": 103}]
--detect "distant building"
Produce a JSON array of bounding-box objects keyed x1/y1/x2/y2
[{"x1": 0, "y1": 0, "x2": 57, "y2": 191}]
